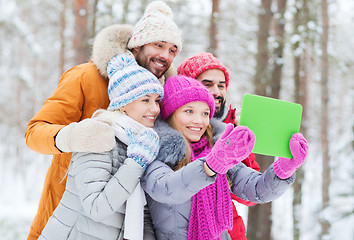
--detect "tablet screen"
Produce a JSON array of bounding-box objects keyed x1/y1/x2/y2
[{"x1": 239, "y1": 94, "x2": 302, "y2": 158}]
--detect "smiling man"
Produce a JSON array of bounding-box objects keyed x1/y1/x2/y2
[
  {"x1": 177, "y1": 52, "x2": 260, "y2": 240},
  {"x1": 178, "y1": 52, "x2": 230, "y2": 120},
  {"x1": 25, "y1": 1, "x2": 181, "y2": 239},
  {"x1": 128, "y1": 1, "x2": 182, "y2": 80},
  {"x1": 196, "y1": 68, "x2": 228, "y2": 118},
  {"x1": 132, "y1": 41, "x2": 178, "y2": 80}
]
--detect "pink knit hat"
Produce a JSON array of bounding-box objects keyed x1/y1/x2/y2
[
  {"x1": 177, "y1": 52, "x2": 230, "y2": 88},
  {"x1": 161, "y1": 75, "x2": 215, "y2": 120}
]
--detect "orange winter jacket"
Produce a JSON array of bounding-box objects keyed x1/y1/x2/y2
[
  {"x1": 25, "y1": 62, "x2": 110, "y2": 240},
  {"x1": 26, "y1": 24, "x2": 130, "y2": 240},
  {"x1": 25, "y1": 24, "x2": 177, "y2": 240}
]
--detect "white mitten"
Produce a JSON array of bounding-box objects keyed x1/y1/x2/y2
[{"x1": 55, "y1": 118, "x2": 116, "y2": 153}]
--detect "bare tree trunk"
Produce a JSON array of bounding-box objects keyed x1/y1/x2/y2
[
  {"x1": 292, "y1": 1, "x2": 311, "y2": 239},
  {"x1": 293, "y1": 6, "x2": 301, "y2": 104},
  {"x1": 292, "y1": 4, "x2": 302, "y2": 240},
  {"x1": 247, "y1": 2, "x2": 273, "y2": 239},
  {"x1": 208, "y1": 0, "x2": 220, "y2": 56},
  {"x1": 16, "y1": 77, "x2": 23, "y2": 154},
  {"x1": 247, "y1": 187, "x2": 273, "y2": 240},
  {"x1": 270, "y1": 0, "x2": 287, "y2": 99},
  {"x1": 91, "y1": 0, "x2": 99, "y2": 39},
  {"x1": 292, "y1": 4, "x2": 303, "y2": 239},
  {"x1": 140, "y1": 0, "x2": 149, "y2": 16},
  {"x1": 292, "y1": 49, "x2": 311, "y2": 239},
  {"x1": 320, "y1": 0, "x2": 331, "y2": 238},
  {"x1": 122, "y1": 0, "x2": 130, "y2": 24},
  {"x1": 254, "y1": 0, "x2": 272, "y2": 97},
  {"x1": 59, "y1": 0, "x2": 67, "y2": 74},
  {"x1": 73, "y1": 0, "x2": 89, "y2": 64}
]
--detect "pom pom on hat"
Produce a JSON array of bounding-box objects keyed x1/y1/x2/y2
[
  {"x1": 127, "y1": 1, "x2": 182, "y2": 55},
  {"x1": 107, "y1": 53, "x2": 164, "y2": 111},
  {"x1": 145, "y1": 1, "x2": 173, "y2": 16},
  {"x1": 177, "y1": 52, "x2": 230, "y2": 88},
  {"x1": 161, "y1": 75, "x2": 215, "y2": 120}
]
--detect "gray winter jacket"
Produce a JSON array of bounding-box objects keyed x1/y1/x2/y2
[
  {"x1": 141, "y1": 119, "x2": 295, "y2": 240},
  {"x1": 37, "y1": 23, "x2": 173, "y2": 240},
  {"x1": 38, "y1": 138, "x2": 146, "y2": 240}
]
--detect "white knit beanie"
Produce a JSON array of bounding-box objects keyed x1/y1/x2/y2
[
  {"x1": 127, "y1": 1, "x2": 182, "y2": 55},
  {"x1": 107, "y1": 53, "x2": 164, "y2": 111}
]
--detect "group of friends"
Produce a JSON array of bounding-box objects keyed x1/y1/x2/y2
[{"x1": 25, "y1": 1, "x2": 309, "y2": 240}]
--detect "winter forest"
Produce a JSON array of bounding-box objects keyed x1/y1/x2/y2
[{"x1": 0, "y1": 0, "x2": 353, "y2": 239}]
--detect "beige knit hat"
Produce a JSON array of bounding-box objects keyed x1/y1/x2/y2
[{"x1": 127, "y1": 1, "x2": 182, "y2": 55}]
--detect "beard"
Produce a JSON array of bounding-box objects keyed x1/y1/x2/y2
[
  {"x1": 213, "y1": 96, "x2": 226, "y2": 119},
  {"x1": 134, "y1": 49, "x2": 169, "y2": 79}
]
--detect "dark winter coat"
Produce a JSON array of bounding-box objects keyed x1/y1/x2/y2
[{"x1": 141, "y1": 118, "x2": 295, "y2": 240}]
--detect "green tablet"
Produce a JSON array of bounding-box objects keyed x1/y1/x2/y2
[{"x1": 239, "y1": 94, "x2": 303, "y2": 158}]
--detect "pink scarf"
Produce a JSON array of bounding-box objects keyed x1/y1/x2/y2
[{"x1": 188, "y1": 136, "x2": 233, "y2": 240}]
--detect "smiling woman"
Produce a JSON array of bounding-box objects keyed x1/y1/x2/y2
[
  {"x1": 140, "y1": 75, "x2": 309, "y2": 240},
  {"x1": 169, "y1": 101, "x2": 210, "y2": 142},
  {"x1": 37, "y1": 53, "x2": 164, "y2": 240},
  {"x1": 121, "y1": 94, "x2": 161, "y2": 128}
]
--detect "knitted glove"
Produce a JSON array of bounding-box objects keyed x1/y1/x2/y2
[
  {"x1": 126, "y1": 128, "x2": 160, "y2": 170},
  {"x1": 55, "y1": 118, "x2": 116, "y2": 153},
  {"x1": 206, "y1": 124, "x2": 255, "y2": 174},
  {"x1": 273, "y1": 133, "x2": 308, "y2": 179}
]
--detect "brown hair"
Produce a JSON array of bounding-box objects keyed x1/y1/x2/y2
[{"x1": 167, "y1": 115, "x2": 214, "y2": 171}]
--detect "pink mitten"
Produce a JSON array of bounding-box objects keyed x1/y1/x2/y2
[
  {"x1": 273, "y1": 133, "x2": 308, "y2": 179},
  {"x1": 206, "y1": 124, "x2": 255, "y2": 174}
]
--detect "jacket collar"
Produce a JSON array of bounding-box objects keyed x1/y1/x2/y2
[{"x1": 152, "y1": 118, "x2": 227, "y2": 168}]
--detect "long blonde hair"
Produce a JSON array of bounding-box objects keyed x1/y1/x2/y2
[{"x1": 167, "y1": 115, "x2": 214, "y2": 171}]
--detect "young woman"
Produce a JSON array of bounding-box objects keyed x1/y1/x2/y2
[
  {"x1": 38, "y1": 54, "x2": 163, "y2": 240},
  {"x1": 178, "y1": 52, "x2": 261, "y2": 239},
  {"x1": 142, "y1": 75, "x2": 309, "y2": 240}
]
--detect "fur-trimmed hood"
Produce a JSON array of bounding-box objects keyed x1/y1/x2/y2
[
  {"x1": 91, "y1": 24, "x2": 177, "y2": 80},
  {"x1": 153, "y1": 118, "x2": 227, "y2": 168}
]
